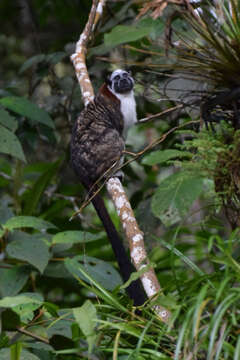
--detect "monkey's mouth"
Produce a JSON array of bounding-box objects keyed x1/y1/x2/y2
[{"x1": 114, "y1": 79, "x2": 134, "y2": 93}]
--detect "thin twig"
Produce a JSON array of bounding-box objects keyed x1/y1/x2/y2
[
  {"x1": 139, "y1": 104, "x2": 183, "y2": 123},
  {"x1": 16, "y1": 326, "x2": 49, "y2": 344}
]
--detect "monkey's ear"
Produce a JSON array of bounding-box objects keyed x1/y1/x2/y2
[{"x1": 106, "y1": 75, "x2": 112, "y2": 86}]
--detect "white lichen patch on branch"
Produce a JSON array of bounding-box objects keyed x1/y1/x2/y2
[
  {"x1": 159, "y1": 309, "x2": 169, "y2": 319},
  {"x1": 75, "y1": 62, "x2": 85, "y2": 70},
  {"x1": 132, "y1": 234, "x2": 143, "y2": 243},
  {"x1": 154, "y1": 305, "x2": 171, "y2": 322},
  {"x1": 122, "y1": 211, "x2": 128, "y2": 220},
  {"x1": 131, "y1": 246, "x2": 145, "y2": 265},
  {"x1": 80, "y1": 33, "x2": 87, "y2": 42},
  {"x1": 141, "y1": 274, "x2": 159, "y2": 298},
  {"x1": 70, "y1": 53, "x2": 78, "y2": 61},
  {"x1": 115, "y1": 195, "x2": 126, "y2": 209},
  {"x1": 107, "y1": 177, "x2": 125, "y2": 193}
]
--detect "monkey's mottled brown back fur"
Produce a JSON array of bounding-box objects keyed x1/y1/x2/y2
[{"x1": 71, "y1": 88, "x2": 124, "y2": 186}]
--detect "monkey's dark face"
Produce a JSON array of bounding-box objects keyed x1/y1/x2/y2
[{"x1": 108, "y1": 69, "x2": 134, "y2": 94}]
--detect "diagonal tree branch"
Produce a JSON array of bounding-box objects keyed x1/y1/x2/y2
[
  {"x1": 106, "y1": 177, "x2": 170, "y2": 322},
  {"x1": 70, "y1": 0, "x2": 171, "y2": 322},
  {"x1": 71, "y1": 0, "x2": 103, "y2": 106}
]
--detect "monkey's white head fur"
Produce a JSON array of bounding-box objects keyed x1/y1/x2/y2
[
  {"x1": 108, "y1": 69, "x2": 134, "y2": 95},
  {"x1": 107, "y1": 69, "x2": 137, "y2": 138}
]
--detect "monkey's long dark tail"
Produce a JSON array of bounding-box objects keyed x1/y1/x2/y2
[{"x1": 91, "y1": 193, "x2": 146, "y2": 306}]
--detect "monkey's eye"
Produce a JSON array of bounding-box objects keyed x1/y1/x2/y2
[
  {"x1": 122, "y1": 73, "x2": 128, "y2": 78},
  {"x1": 114, "y1": 75, "x2": 120, "y2": 81}
]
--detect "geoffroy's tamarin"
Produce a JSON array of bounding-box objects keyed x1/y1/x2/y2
[{"x1": 71, "y1": 69, "x2": 146, "y2": 305}]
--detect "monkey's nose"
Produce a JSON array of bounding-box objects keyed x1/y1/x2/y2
[{"x1": 120, "y1": 78, "x2": 129, "y2": 86}]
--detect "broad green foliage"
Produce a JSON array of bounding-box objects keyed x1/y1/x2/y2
[
  {"x1": 151, "y1": 172, "x2": 204, "y2": 226},
  {"x1": 3, "y1": 216, "x2": 56, "y2": 231},
  {"x1": 52, "y1": 230, "x2": 105, "y2": 245},
  {"x1": 65, "y1": 255, "x2": 123, "y2": 291},
  {"x1": 0, "y1": 293, "x2": 43, "y2": 308},
  {"x1": 0, "y1": 97, "x2": 55, "y2": 129},
  {"x1": 46, "y1": 309, "x2": 73, "y2": 339},
  {"x1": 0, "y1": 94, "x2": 55, "y2": 162},
  {"x1": 142, "y1": 149, "x2": 191, "y2": 166},
  {"x1": 0, "y1": 125, "x2": 26, "y2": 162},
  {"x1": 0, "y1": 348, "x2": 40, "y2": 360},
  {"x1": 0, "y1": 293, "x2": 43, "y2": 322},
  {"x1": 73, "y1": 300, "x2": 97, "y2": 353},
  {"x1": 0, "y1": 108, "x2": 18, "y2": 131},
  {"x1": 104, "y1": 24, "x2": 153, "y2": 46},
  {"x1": 1, "y1": 0, "x2": 240, "y2": 359},
  {"x1": 6, "y1": 233, "x2": 50, "y2": 273},
  {"x1": 0, "y1": 266, "x2": 29, "y2": 297},
  {"x1": 19, "y1": 52, "x2": 66, "y2": 73}
]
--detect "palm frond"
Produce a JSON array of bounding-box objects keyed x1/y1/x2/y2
[{"x1": 170, "y1": 0, "x2": 240, "y2": 88}]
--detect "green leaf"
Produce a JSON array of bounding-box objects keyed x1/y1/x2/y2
[
  {"x1": 3, "y1": 216, "x2": 56, "y2": 231},
  {"x1": 0, "y1": 293, "x2": 43, "y2": 323},
  {"x1": 0, "y1": 107, "x2": 18, "y2": 131},
  {"x1": 45, "y1": 52, "x2": 66, "y2": 65},
  {"x1": 0, "y1": 293, "x2": 43, "y2": 308},
  {"x1": 0, "y1": 266, "x2": 29, "y2": 297},
  {"x1": 0, "y1": 198, "x2": 15, "y2": 225},
  {"x1": 19, "y1": 52, "x2": 66, "y2": 74},
  {"x1": 0, "y1": 125, "x2": 26, "y2": 162},
  {"x1": 73, "y1": 300, "x2": 97, "y2": 354},
  {"x1": 0, "y1": 96, "x2": 55, "y2": 129},
  {"x1": 88, "y1": 43, "x2": 115, "y2": 57},
  {"x1": 104, "y1": 25, "x2": 152, "y2": 46},
  {"x1": 47, "y1": 309, "x2": 73, "y2": 339},
  {"x1": 0, "y1": 349, "x2": 11, "y2": 360},
  {"x1": 6, "y1": 233, "x2": 50, "y2": 273},
  {"x1": 140, "y1": 17, "x2": 164, "y2": 40},
  {"x1": 23, "y1": 159, "x2": 62, "y2": 215},
  {"x1": 19, "y1": 54, "x2": 46, "y2": 73},
  {"x1": 43, "y1": 262, "x2": 72, "y2": 279},
  {"x1": 142, "y1": 149, "x2": 191, "y2": 166},
  {"x1": 65, "y1": 256, "x2": 122, "y2": 291},
  {"x1": 151, "y1": 172, "x2": 204, "y2": 226},
  {"x1": 0, "y1": 348, "x2": 41, "y2": 360},
  {"x1": 52, "y1": 231, "x2": 104, "y2": 245}
]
